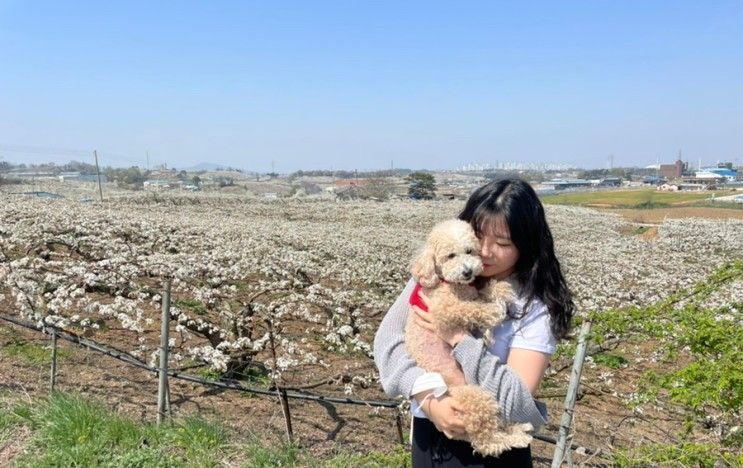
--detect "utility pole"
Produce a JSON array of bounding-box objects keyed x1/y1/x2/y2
[
  {"x1": 94, "y1": 150, "x2": 103, "y2": 202},
  {"x1": 146, "y1": 151, "x2": 150, "y2": 172}
]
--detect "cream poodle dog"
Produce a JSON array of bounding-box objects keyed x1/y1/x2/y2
[{"x1": 405, "y1": 219, "x2": 533, "y2": 456}]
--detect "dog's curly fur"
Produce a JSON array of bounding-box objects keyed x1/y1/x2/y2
[{"x1": 405, "y1": 219, "x2": 533, "y2": 456}]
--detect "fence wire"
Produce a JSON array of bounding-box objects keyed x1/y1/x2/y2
[{"x1": 0, "y1": 313, "x2": 599, "y2": 456}]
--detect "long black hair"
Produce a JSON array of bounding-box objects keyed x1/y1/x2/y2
[{"x1": 458, "y1": 178, "x2": 574, "y2": 339}]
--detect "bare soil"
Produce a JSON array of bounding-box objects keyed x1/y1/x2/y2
[{"x1": 0, "y1": 319, "x2": 693, "y2": 467}]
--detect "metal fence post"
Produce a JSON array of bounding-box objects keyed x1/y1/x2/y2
[
  {"x1": 551, "y1": 320, "x2": 592, "y2": 467},
  {"x1": 49, "y1": 328, "x2": 58, "y2": 393},
  {"x1": 395, "y1": 408, "x2": 405, "y2": 445},
  {"x1": 157, "y1": 280, "x2": 172, "y2": 424}
]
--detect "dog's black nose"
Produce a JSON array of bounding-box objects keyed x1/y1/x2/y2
[{"x1": 462, "y1": 267, "x2": 473, "y2": 278}]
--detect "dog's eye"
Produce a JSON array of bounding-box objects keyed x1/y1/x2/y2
[
  {"x1": 466, "y1": 249, "x2": 473, "y2": 254},
  {"x1": 447, "y1": 253, "x2": 456, "y2": 259}
]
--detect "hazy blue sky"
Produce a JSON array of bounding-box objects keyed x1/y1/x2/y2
[{"x1": 1, "y1": 1, "x2": 741, "y2": 172}]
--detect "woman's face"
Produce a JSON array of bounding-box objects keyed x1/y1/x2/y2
[{"x1": 478, "y1": 216, "x2": 520, "y2": 280}]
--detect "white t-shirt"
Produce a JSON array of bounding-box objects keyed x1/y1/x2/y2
[{"x1": 410, "y1": 293, "x2": 556, "y2": 418}]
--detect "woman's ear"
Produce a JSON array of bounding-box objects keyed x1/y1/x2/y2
[{"x1": 411, "y1": 245, "x2": 439, "y2": 288}]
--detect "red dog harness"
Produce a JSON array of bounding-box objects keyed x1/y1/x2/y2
[
  {"x1": 409, "y1": 283, "x2": 429, "y2": 312},
  {"x1": 409, "y1": 280, "x2": 477, "y2": 313}
]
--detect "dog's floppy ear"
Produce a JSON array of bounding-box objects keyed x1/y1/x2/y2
[{"x1": 411, "y1": 245, "x2": 439, "y2": 288}]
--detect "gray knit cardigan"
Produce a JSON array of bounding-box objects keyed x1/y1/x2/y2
[{"x1": 372, "y1": 279, "x2": 549, "y2": 432}]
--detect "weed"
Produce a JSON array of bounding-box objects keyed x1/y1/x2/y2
[
  {"x1": 592, "y1": 352, "x2": 629, "y2": 369},
  {"x1": 241, "y1": 439, "x2": 304, "y2": 467},
  {"x1": 0, "y1": 335, "x2": 71, "y2": 365},
  {"x1": 11, "y1": 392, "x2": 230, "y2": 467},
  {"x1": 174, "y1": 298, "x2": 208, "y2": 316},
  {"x1": 169, "y1": 415, "x2": 228, "y2": 465},
  {"x1": 615, "y1": 442, "x2": 743, "y2": 467},
  {"x1": 326, "y1": 443, "x2": 412, "y2": 467},
  {"x1": 590, "y1": 261, "x2": 743, "y2": 463}
]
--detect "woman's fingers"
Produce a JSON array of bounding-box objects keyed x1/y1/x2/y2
[
  {"x1": 442, "y1": 429, "x2": 467, "y2": 441},
  {"x1": 447, "y1": 399, "x2": 467, "y2": 414},
  {"x1": 418, "y1": 290, "x2": 431, "y2": 307},
  {"x1": 426, "y1": 395, "x2": 471, "y2": 440},
  {"x1": 439, "y1": 421, "x2": 467, "y2": 440},
  {"x1": 413, "y1": 305, "x2": 433, "y2": 322},
  {"x1": 413, "y1": 306, "x2": 436, "y2": 331}
]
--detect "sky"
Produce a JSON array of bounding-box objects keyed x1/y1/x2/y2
[{"x1": 0, "y1": 1, "x2": 741, "y2": 172}]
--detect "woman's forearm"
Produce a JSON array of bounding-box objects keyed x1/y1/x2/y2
[{"x1": 452, "y1": 335, "x2": 549, "y2": 432}]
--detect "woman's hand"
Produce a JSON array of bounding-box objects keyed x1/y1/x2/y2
[
  {"x1": 415, "y1": 391, "x2": 468, "y2": 440},
  {"x1": 413, "y1": 291, "x2": 468, "y2": 347}
]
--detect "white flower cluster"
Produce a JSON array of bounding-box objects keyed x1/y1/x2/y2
[{"x1": 1, "y1": 193, "x2": 740, "y2": 389}]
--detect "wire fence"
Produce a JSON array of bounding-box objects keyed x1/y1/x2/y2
[{"x1": 0, "y1": 310, "x2": 599, "y2": 463}]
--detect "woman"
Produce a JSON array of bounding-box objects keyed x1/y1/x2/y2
[{"x1": 373, "y1": 178, "x2": 574, "y2": 467}]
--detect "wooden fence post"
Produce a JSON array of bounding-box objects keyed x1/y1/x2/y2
[
  {"x1": 157, "y1": 280, "x2": 172, "y2": 424},
  {"x1": 551, "y1": 320, "x2": 592, "y2": 468},
  {"x1": 265, "y1": 316, "x2": 294, "y2": 443},
  {"x1": 278, "y1": 388, "x2": 294, "y2": 443},
  {"x1": 49, "y1": 328, "x2": 58, "y2": 393}
]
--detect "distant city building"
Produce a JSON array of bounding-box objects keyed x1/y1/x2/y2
[
  {"x1": 143, "y1": 179, "x2": 171, "y2": 189},
  {"x1": 676, "y1": 183, "x2": 706, "y2": 191},
  {"x1": 455, "y1": 161, "x2": 571, "y2": 172},
  {"x1": 598, "y1": 177, "x2": 622, "y2": 187},
  {"x1": 659, "y1": 159, "x2": 684, "y2": 179},
  {"x1": 643, "y1": 175, "x2": 667, "y2": 185},
  {"x1": 543, "y1": 179, "x2": 592, "y2": 190},
  {"x1": 695, "y1": 167, "x2": 737, "y2": 182}
]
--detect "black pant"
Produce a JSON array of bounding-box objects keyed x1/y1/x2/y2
[{"x1": 412, "y1": 417, "x2": 533, "y2": 468}]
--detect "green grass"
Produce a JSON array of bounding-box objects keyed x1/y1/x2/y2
[
  {"x1": 241, "y1": 439, "x2": 305, "y2": 467},
  {"x1": 540, "y1": 189, "x2": 735, "y2": 208},
  {"x1": 8, "y1": 392, "x2": 225, "y2": 467},
  {"x1": 615, "y1": 442, "x2": 743, "y2": 467},
  {"x1": 3, "y1": 392, "x2": 412, "y2": 467},
  {"x1": 592, "y1": 352, "x2": 629, "y2": 369},
  {"x1": 195, "y1": 367, "x2": 222, "y2": 381},
  {"x1": 236, "y1": 367, "x2": 271, "y2": 386},
  {"x1": 174, "y1": 299, "x2": 208, "y2": 316},
  {"x1": 0, "y1": 328, "x2": 72, "y2": 365},
  {"x1": 325, "y1": 445, "x2": 412, "y2": 467},
  {"x1": 238, "y1": 440, "x2": 412, "y2": 468},
  {"x1": 590, "y1": 262, "x2": 743, "y2": 466}
]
